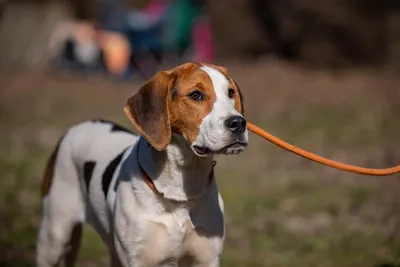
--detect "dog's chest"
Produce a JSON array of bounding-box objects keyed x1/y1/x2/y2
[
  {"x1": 142, "y1": 204, "x2": 222, "y2": 265},
  {"x1": 148, "y1": 205, "x2": 196, "y2": 249}
]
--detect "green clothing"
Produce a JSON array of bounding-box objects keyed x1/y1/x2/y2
[{"x1": 163, "y1": 0, "x2": 202, "y2": 50}]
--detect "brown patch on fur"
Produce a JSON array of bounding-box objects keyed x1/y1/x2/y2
[
  {"x1": 124, "y1": 71, "x2": 175, "y2": 151},
  {"x1": 124, "y1": 62, "x2": 217, "y2": 149},
  {"x1": 233, "y1": 80, "x2": 245, "y2": 115},
  {"x1": 168, "y1": 63, "x2": 216, "y2": 143},
  {"x1": 65, "y1": 223, "x2": 83, "y2": 266},
  {"x1": 41, "y1": 136, "x2": 63, "y2": 197}
]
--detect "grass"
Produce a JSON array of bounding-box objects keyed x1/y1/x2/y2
[{"x1": 1, "y1": 60, "x2": 400, "y2": 267}]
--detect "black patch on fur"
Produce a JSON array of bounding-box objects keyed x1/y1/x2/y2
[
  {"x1": 102, "y1": 149, "x2": 128, "y2": 198},
  {"x1": 91, "y1": 118, "x2": 134, "y2": 134},
  {"x1": 83, "y1": 161, "x2": 96, "y2": 189},
  {"x1": 111, "y1": 124, "x2": 133, "y2": 134},
  {"x1": 91, "y1": 118, "x2": 111, "y2": 124}
]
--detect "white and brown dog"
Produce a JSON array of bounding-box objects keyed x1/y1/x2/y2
[{"x1": 36, "y1": 62, "x2": 248, "y2": 267}]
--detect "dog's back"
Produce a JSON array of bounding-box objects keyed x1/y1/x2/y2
[{"x1": 37, "y1": 119, "x2": 138, "y2": 267}]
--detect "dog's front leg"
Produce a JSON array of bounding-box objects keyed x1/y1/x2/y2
[
  {"x1": 113, "y1": 226, "x2": 142, "y2": 267},
  {"x1": 112, "y1": 187, "x2": 145, "y2": 267}
]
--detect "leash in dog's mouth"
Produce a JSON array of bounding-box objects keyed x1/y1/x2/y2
[{"x1": 247, "y1": 122, "x2": 400, "y2": 176}]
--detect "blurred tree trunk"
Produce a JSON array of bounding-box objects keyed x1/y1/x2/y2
[
  {"x1": 386, "y1": 11, "x2": 400, "y2": 71},
  {"x1": 207, "y1": 0, "x2": 400, "y2": 68},
  {"x1": 206, "y1": 0, "x2": 265, "y2": 59}
]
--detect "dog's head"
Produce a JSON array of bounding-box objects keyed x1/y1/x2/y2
[{"x1": 124, "y1": 62, "x2": 248, "y2": 157}]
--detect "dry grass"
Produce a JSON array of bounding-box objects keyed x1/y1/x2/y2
[{"x1": 1, "y1": 59, "x2": 400, "y2": 267}]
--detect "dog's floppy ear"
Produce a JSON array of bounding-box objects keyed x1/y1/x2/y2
[
  {"x1": 124, "y1": 71, "x2": 176, "y2": 151},
  {"x1": 234, "y1": 80, "x2": 245, "y2": 116}
]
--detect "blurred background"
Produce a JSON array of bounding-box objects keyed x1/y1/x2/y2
[{"x1": 1, "y1": 0, "x2": 400, "y2": 266}]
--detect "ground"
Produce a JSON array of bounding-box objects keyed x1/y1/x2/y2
[{"x1": 1, "y1": 59, "x2": 400, "y2": 267}]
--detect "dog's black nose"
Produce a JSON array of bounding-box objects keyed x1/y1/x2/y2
[{"x1": 225, "y1": 116, "x2": 247, "y2": 134}]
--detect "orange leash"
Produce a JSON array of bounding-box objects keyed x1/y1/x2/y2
[{"x1": 247, "y1": 122, "x2": 400, "y2": 176}]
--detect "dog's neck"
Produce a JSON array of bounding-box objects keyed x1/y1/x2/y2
[{"x1": 137, "y1": 135, "x2": 215, "y2": 201}]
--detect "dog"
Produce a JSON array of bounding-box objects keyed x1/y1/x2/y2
[{"x1": 36, "y1": 62, "x2": 248, "y2": 267}]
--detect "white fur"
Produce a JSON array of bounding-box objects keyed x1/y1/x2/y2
[
  {"x1": 36, "y1": 65, "x2": 246, "y2": 267},
  {"x1": 193, "y1": 66, "x2": 248, "y2": 155},
  {"x1": 37, "y1": 120, "x2": 224, "y2": 267}
]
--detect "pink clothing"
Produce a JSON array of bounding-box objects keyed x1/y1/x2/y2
[
  {"x1": 143, "y1": 0, "x2": 169, "y2": 18},
  {"x1": 192, "y1": 16, "x2": 214, "y2": 62}
]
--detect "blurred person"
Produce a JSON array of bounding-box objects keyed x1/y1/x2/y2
[
  {"x1": 47, "y1": 20, "x2": 104, "y2": 74},
  {"x1": 96, "y1": 0, "x2": 167, "y2": 78},
  {"x1": 96, "y1": 26, "x2": 132, "y2": 78},
  {"x1": 124, "y1": 0, "x2": 167, "y2": 75},
  {"x1": 162, "y1": 0, "x2": 214, "y2": 63},
  {"x1": 94, "y1": 0, "x2": 214, "y2": 78},
  {"x1": 191, "y1": 10, "x2": 214, "y2": 62},
  {"x1": 48, "y1": 20, "x2": 134, "y2": 79},
  {"x1": 162, "y1": 0, "x2": 199, "y2": 60}
]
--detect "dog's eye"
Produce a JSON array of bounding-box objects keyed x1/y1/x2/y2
[
  {"x1": 188, "y1": 90, "x2": 204, "y2": 101},
  {"x1": 228, "y1": 88, "x2": 235, "y2": 98}
]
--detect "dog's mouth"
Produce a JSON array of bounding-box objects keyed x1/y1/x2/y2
[{"x1": 192, "y1": 141, "x2": 248, "y2": 157}]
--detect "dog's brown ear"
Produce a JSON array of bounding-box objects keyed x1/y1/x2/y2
[
  {"x1": 124, "y1": 71, "x2": 176, "y2": 151},
  {"x1": 234, "y1": 80, "x2": 245, "y2": 116}
]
